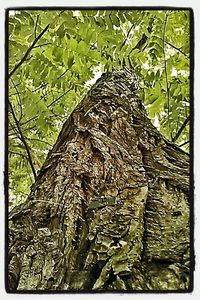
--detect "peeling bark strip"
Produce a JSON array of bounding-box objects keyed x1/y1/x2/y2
[{"x1": 8, "y1": 68, "x2": 190, "y2": 291}]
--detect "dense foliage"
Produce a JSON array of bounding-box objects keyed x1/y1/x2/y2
[{"x1": 8, "y1": 9, "x2": 191, "y2": 206}]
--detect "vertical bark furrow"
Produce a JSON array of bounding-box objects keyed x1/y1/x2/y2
[{"x1": 8, "y1": 68, "x2": 190, "y2": 291}]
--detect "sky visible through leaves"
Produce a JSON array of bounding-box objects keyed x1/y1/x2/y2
[{"x1": 8, "y1": 9, "x2": 191, "y2": 207}]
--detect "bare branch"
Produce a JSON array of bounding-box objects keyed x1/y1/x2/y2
[
  {"x1": 9, "y1": 24, "x2": 50, "y2": 79},
  {"x1": 9, "y1": 100, "x2": 37, "y2": 180}
]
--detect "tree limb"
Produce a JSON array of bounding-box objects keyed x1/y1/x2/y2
[
  {"x1": 9, "y1": 24, "x2": 50, "y2": 79},
  {"x1": 172, "y1": 115, "x2": 190, "y2": 143},
  {"x1": 9, "y1": 100, "x2": 37, "y2": 180}
]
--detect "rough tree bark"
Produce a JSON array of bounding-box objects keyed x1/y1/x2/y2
[{"x1": 8, "y1": 68, "x2": 191, "y2": 291}]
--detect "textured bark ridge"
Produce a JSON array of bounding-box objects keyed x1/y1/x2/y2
[{"x1": 8, "y1": 68, "x2": 190, "y2": 291}]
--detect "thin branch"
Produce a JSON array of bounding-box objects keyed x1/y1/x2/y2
[
  {"x1": 47, "y1": 88, "x2": 72, "y2": 108},
  {"x1": 165, "y1": 41, "x2": 189, "y2": 58},
  {"x1": 9, "y1": 118, "x2": 37, "y2": 134},
  {"x1": 9, "y1": 91, "x2": 24, "y2": 97},
  {"x1": 10, "y1": 78, "x2": 23, "y2": 121},
  {"x1": 179, "y1": 140, "x2": 190, "y2": 147},
  {"x1": 162, "y1": 13, "x2": 171, "y2": 132},
  {"x1": 57, "y1": 66, "x2": 73, "y2": 80},
  {"x1": 34, "y1": 15, "x2": 39, "y2": 39},
  {"x1": 9, "y1": 122, "x2": 20, "y2": 138},
  {"x1": 33, "y1": 42, "x2": 52, "y2": 49},
  {"x1": 8, "y1": 100, "x2": 37, "y2": 180},
  {"x1": 32, "y1": 83, "x2": 48, "y2": 93},
  {"x1": 172, "y1": 115, "x2": 190, "y2": 142},
  {"x1": 175, "y1": 111, "x2": 180, "y2": 139},
  {"x1": 20, "y1": 115, "x2": 39, "y2": 126},
  {"x1": 25, "y1": 55, "x2": 33, "y2": 62},
  {"x1": 9, "y1": 24, "x2": 50, "y2": 79},
  {"x1": 9, "y1": 150, "x2": 28, "y2": 159},
  {"x1": 26, "y1": 138, "x2": 53, "y2": 147}
]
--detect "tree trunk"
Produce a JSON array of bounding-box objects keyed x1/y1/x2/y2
[{"x1": 8, "y1": 68, "x2": 191, "y2": 291}]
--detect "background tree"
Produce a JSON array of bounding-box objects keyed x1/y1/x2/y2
[
  {"x1": 7, "y1": 9, "x2": 192, "y2": 291},
  {"x1": 8, "y1": 9, "x2": 190, "y2": 206}
]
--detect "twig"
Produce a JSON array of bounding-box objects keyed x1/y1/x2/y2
[
  {"x1": 9, "y1": 150, "x2": 28, "y2": 159},
  {"x1": 172, "y1": 115, "x2": 190, "y2": 142},
  {"x1": 25, "y1": 55, "x2": 33, "y2": 62},
  {"x1": 57, "y1": 66, "x2": 73, "y2": 80},
  {"x1": 33, "y1": 43, "x2": 52, "y2": 49},
  {"x1": 32, "y1": 83, "x2": 48, "y2": 93},
  {"x1": 162, "y1": 13, "x2": 170, "y2": 131},
  {"x1": 26, "y1": 138, "x2": 53, "y2": 147},
  {"x1": 9, "y1": 24, "x2": 50, "y2": 79},
  {"x1": 9, "y1": 100, "x2": 37, "y2": 180},
  {"x1": 20, "y1": 115, "x2": 39, "y2": 126},
  {"x1": 34, "y1": 15, "x2": 39, "y2": 39},
  {"x1": 9, "y1": 122, "x2": 20, "y2": 137},
  {"x1": 178, "y1": 140, "x2": 190, "y2": 147},
  {"x1": 175, "y1": 112, "x2": 180, "y2": 139},
  {"x1": 47, "y1": 88, "x2": 72, "y2": 108},
  {"x1": 165, "y1": 41, "x2": 189, "y2": 58},
  {"x1": 10, "y1": 78, "x2": 23, "y2": 121}
]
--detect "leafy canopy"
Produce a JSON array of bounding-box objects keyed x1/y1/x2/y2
[{"x1": 8, "y1": 9, "x2": 190, "y2": 206}]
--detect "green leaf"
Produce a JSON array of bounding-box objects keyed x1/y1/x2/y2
[
  {"x1": 77, "y1": 40, "x2": 89, "y2": 55},
  {"x1": 68, "y1": 55, "x2": 74, "y2": 69},
  {"x1": 57, "y1": 23, "x2": 65, "y2": 38},
  {"x1": 8, "y1": 8, "x2": 191, "y2": 205},
  {"x1": 110, "y1": 14, "x2": 120, "y2": 27},
  {"x1": 67, "y1": 38, "x2": 78, "y2": 51},
  {"x1": 52, "y1": 46, "x2": 63, "y2": 62},
  {"x1": 118, "y1": 11, "x2": 126, "y2": 23}
]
